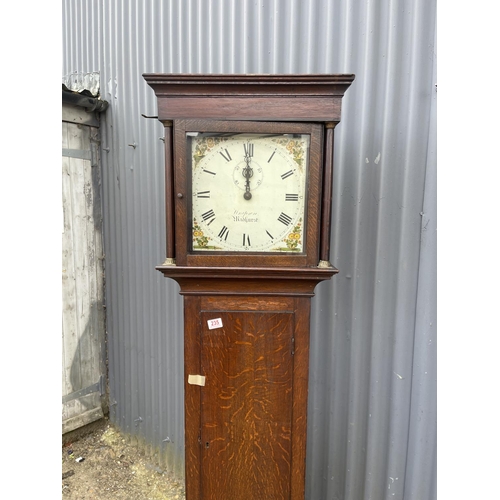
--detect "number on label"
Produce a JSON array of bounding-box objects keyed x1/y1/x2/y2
[{"x1": 207, "y1": 318, "x2": 223, "y2": 330}]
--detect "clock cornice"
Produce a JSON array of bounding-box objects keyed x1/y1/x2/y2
[{"x1": 143, "y1": 73, "x2": 355, "y2": 122}]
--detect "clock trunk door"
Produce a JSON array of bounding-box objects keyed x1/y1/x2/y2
[{"x1": 200, "y1": 310, "x2": 294, "y2": 500}]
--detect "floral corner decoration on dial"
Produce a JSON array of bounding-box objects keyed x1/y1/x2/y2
[
  {"x1": 193, "y1": 136, "x2": 228, "y2": 168},
  {"x1": 192, "y1": 219, "x2": 223, "y2": 250},
  {"x1": 272, "y1": 218, "x2": 303, "y2": 252},
  {"x1": 272, "y1": 138, "x2": 306, "y2": 169},
  {"x1": 192, "y1": 219, "x2": 210, "y2": 249}
]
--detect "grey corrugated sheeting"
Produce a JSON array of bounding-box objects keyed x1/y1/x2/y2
[{"x1": 62, "y1": 0, "x2": 437, "y2": 498}]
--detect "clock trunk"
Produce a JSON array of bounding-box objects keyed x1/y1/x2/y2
[{"x1": 183, "y1": 290, "x2": 314, "y2": 500}]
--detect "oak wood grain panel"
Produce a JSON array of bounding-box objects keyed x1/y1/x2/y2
[
  {"x1": 175, "y1": 278, "x2": 319, "y2": 297},
  {"x1": 158, "y1": 97, "x2": 340, "y2": 122},
  {"x1": 173, "y1": 121, "x2": 189, "y2": 266},
  {"x1": 290, "y1": 298, "x2": 311, "y2": 500},
  {"x1": 305, "y1": 126, "x2": 324, "y2": 265},
  {"x1": 185, "y1": 254, "x2": 309, "y2": 268},
  {"x1": 184, "y1": 296, "x2": 202, "y2": 500},
  {"x1": 201, "y1": 295, "x2": 294, "y2": 312},
  {"x1": 200, "y1": 311, "x2": 294, "y2": 499}
]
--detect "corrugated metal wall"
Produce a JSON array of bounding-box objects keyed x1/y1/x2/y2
[{"x1": 62, "y1": 1, "x2": 437, "y2": 498}]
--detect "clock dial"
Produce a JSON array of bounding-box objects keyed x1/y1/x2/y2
[{"x1": 189, "y1": 133, "x2": 309, "y2": 252}]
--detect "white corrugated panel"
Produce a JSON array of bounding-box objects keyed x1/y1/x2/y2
[{"x1": 62, "y1": 1, "x2": 436, "y2": 497}]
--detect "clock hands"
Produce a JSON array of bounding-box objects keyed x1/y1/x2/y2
[{"x1": 242, "y1": 143, "x2": 254, "y2": 200}]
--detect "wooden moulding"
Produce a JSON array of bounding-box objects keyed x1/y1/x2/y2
[
  {"x1": 143, "y1": 73, "x2": 356, "y2": 95},
  {"x1": 155, "y1": 265, "x2": 338, "y2": 296},
  {"x1": 143, "y1": 74, "x2": 355, "y2": 123}
]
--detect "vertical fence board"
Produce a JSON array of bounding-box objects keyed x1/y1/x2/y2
[{"x1": 62, "y1": 105, "x2": 106, "y2": 433}]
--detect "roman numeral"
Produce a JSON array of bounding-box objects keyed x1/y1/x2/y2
[
  {"x1": 201, "y1": 209, "x2": 216, "y2": 225},
  {"x1": 268, "y1": 150, "x2": 276, "y2": 163},
  {"x1": 243, "y1": 143, "x2": 254, "y2": 157},
  {"x1": 203, "y1": 169, "x2": 216, "y2": 175},
  {"x1": 219, "y1": 149, "x2": 232, "y2": 162},
  {"x1": 242, "y1": 234, "x2": 251, "y2": 247},
  {"x1": 218, "y1": 226, "x2": 229, "y2": 240},
  {"x1": 281, "y1": 170, "x2": 294, "y2": 180},
  {"x1": 277, "y1": 212, "x2": 292, "y2": 226},
  {"x1": 266, "y1": 230, "x2": 274, "y2": 240},
  {"x1": 196, "y1": 190, "x2": 210, "y2": 198},
  {"x1": 285, "y1": 193, "x2": 299, "y2": 201}
]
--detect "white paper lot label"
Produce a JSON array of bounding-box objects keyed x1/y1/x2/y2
[
  {"x1": 188, "y1": 374, "x2": 206, "y2": 387},
  {"x1": 207, "y1": 318, "x2": 223, "y2": 330}
]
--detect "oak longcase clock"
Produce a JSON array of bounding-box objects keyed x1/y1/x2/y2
[{"x1": 144, "y1": 74, "x2": 354, "y2": 500}]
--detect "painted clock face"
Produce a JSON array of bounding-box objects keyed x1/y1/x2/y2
[{"x1": 189, "y1": 132, "x2": 310, "y2": 253}]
